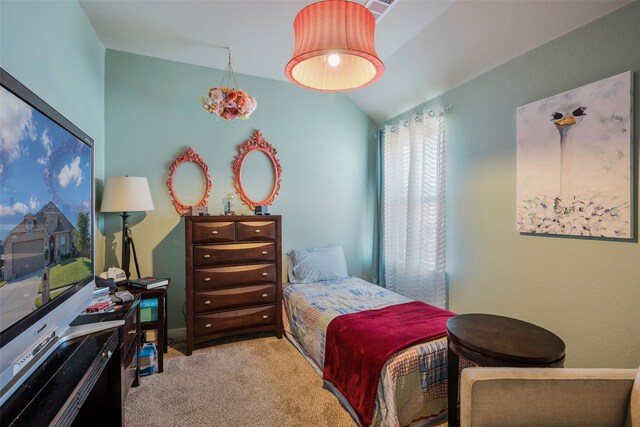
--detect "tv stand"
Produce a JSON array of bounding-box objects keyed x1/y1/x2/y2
[
  {"x1": 0, "y1": 298, "x2": 140, "y2": 427},
  {"x1": 3, "y1": 319, "x2": 125, "y2": 403}
]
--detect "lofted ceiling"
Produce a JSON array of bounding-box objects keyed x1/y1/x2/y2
[{"x1": 80, "y1": 0, "x2": 629, "y2": 124}]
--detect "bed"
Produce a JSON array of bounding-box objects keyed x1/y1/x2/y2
[{"x1": 282, "y1": 276, "x2": 453, "y2": 427}]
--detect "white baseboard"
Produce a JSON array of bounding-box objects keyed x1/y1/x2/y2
[{"x1": 168, "y1": 327, "x2": 186, "y2": 340}]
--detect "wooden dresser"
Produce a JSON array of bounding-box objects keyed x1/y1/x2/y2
[{"x1": 185, "y1": 215, "x2": 282, "y2": 355}]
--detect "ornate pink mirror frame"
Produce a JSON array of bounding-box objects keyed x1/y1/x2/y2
[
  {"x1": 232, "y1": 130, "x2": 282, "y2": 210},
  {"x1": 167, "y1": 147, "x2": 212, "y2": 216}
]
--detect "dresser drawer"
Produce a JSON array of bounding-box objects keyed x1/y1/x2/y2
[
  {"x1": 194, "y1": 305, "x2": 276, "y2": 336},
  {"x1": 193, "y1": 264, "x2": 276, "y2": 290},
  {"x1": 194, "y1": 284, "x2": 276, "y2": 313},
  {"x1": 122, "y1": 306, "x2": 138, "y2": 356},
  {"x1": 237, "y1": 221, "x2": 276, "y2": 241},
  {"x1": 123, "y1": 342, "x2": 138, "y2": 395},
  {"x1": 192, "y1": 222, "x2": 236, "y2": 243},
  {"x1": 193, "y1": 242, "x2": 276, "y2": 267}
]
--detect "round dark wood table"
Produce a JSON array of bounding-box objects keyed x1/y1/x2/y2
[{"x1": 446, "y1": 313, "x2": 565, "y2": 427}]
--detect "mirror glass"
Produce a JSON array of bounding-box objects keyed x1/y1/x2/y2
[
  {"x1": 240, "y1": 150, "x2": 275, "y2": 204},
  {"x1": 173, "y1": 162, "x2": 207, "y2": 206}
]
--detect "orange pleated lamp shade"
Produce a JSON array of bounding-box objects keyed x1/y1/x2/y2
[{"x1": 285, "y1": 0, "x2": 384, "y2": 92}]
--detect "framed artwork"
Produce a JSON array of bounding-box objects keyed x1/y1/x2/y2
[{"x1": 516, "y1": 71, "x2": 633, "y2": 239}]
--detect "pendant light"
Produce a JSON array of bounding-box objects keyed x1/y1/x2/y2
[{"x1": 285, "y1": 0, "x2": 384, "y2": 92}]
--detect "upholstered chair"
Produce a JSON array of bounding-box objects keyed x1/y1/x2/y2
[{"x1": 460, "y1": 366, "x2": 639, "y2": 426}]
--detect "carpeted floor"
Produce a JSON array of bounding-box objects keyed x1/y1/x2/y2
[{"x1": 124, "y1": 333, "x2": 357, "y2": 426}]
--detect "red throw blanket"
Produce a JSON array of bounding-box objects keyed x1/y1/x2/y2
[{"x1": 322, "y1": 301, "x2": 455, "y2": 426}]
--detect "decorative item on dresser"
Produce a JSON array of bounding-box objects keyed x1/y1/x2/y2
[{"x1": 184, "y1": 215, "x2": 282, "y2": 355}]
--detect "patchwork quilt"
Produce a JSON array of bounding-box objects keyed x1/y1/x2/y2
[{"x1": 282, "y1": 277, "x2": 451, "y2": 427}]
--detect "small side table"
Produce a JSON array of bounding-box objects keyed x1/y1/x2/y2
[
  {"x1": 446, "y1": 313, "x2": 565, "y2": 427},
  {"x1": 124, "y1": 280, "x2": 170, "y2": 373}
]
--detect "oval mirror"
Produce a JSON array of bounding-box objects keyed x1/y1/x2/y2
[
  {"x1": 173, "y1": 162, "x2": 207, "y2": 206},
  {"x1": 167, "y1": 147, "x2": 212, "y2": 216},
  {"x1": 240, "y1": 150, "x2": 275, "y2": 203},
  {"x1": 233, "y1": 130, "x2": 282, "y2": 211}
]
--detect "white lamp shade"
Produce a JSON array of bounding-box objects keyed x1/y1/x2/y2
[{"x1": 100, "y1": 176, "x2": 155, "y2": 212}]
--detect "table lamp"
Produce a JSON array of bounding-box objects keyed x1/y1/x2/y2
[{"x1": 100, "y1": 176, "x2": 155, "y2": 279}]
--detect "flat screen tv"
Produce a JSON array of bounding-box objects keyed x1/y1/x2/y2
[{"x1": 0, "y1": 68, "x2": 106, "y2": 405}]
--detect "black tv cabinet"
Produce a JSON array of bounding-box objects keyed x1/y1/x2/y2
[{"x1": 0, "y1": 298, "x2": 140, "y2": 427}]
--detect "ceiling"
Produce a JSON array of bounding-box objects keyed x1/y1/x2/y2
[{"x1": 80, "y1": 0, "x2": 629, "y2": 124}]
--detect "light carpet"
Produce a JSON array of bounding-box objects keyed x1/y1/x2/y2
[{"x1": 124, "y1": 333, "x2": 357, "y2": 426}]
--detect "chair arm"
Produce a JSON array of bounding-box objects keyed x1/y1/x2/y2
[{"x1": 460, "y1": 367, "x2": 637, "y2": 427}]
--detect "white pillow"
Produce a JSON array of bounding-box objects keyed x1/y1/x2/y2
[
  {"x1": 286, "y1": 252, "x2": 297, "y2": 283},
  {"x1": 287, "y1": 245, "x2": 348, "y2": 284}
]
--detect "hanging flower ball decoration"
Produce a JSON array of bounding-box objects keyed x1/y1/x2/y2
[
  {"x1": 201, "y1": 47, "x2": 257, "y2": 121},
  {"x1": 201, "y1": 88, "x2": 257, "y2": 121}
]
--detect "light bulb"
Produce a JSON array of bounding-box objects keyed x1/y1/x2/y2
[{"x1": 327, "y1": 54, "x2": 340, "y2": 67}]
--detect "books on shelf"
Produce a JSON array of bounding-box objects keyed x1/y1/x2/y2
[{"x1": 128, "y1": 277, "x2": 169, "y2": 290}]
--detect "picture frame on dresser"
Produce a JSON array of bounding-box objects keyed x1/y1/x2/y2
[{"x1": 184, "y1": 215, "x2": 283, "y2": 356}]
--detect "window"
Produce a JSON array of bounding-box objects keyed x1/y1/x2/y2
[
  {"x1": 60, "y1": 235, "x2": 66, "y2": 251},
  {"x1": 27, "y1": 220, "x2": 33, "y2": 235},
  {"x1": 50, "y1": 218, "x2": 55, "y2": 230},
  {"x1": 382, "y1": 109, "x2": 446, "y2": 307}
]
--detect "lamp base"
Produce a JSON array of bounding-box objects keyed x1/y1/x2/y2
[{"x1": 121, "y1": 212, "x2": 141, "y2": 279}]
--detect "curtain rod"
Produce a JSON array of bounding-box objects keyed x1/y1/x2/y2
[{"x1": 385, "y1": 102, "x2": 452, "y2": 133}]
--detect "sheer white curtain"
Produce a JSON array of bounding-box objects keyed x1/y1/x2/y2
[{"x1": 383, "y1": 108, "x2": 446, "y2": 307}]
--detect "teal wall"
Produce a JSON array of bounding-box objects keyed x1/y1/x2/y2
[
  {"x1": 4, "y1": 0, "x2": 636, "y2": 368},
  {"x1": 0, "y1": 0, "x2": 107, "y2": 272},
  {"x1": 104, "y1": 50, "x2": 377, "y2": 331},
  {"x1": 384, "y1": 2, "x2": 640, "y2": 368}
]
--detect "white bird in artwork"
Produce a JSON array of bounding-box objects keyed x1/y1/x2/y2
[{"x1": 550, "y1": 106, "x2": 587, "y2": 203}]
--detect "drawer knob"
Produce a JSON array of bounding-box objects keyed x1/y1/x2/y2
[
  {"x1": 262, "y1": 272, "x2": 268, "y2": 276},
  {"x1": 262, "y1": 293, "x2": 268, "y2": 298},
  {"x1": 204, "y1": 254, "x2": 211, "y2": 258},
  {"x1": 204, "y1": 300, "x2": 211, "y2": 305},
  {"x1": 262, "y1": 315, "x2": 269, "y2": 319},
  {"x1": 255, "y1": 229, "x2": 261, "y2": 233},
  {"x1": 262, "y1": 251, "x2": 268, "y2": 255},
  {"x1": 205, "y1": 323, "x2": 212, "y2": 328},
  {"x1": 211, "y1": 230, "x2": 219, "y2": 235},
  {"x1": 204, "y1": 277, "x2": 211, "y2": 282}
]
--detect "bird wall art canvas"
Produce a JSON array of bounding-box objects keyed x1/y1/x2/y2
[{"x1": 516, "y1": 71, "x2": 633, "y2": 238}]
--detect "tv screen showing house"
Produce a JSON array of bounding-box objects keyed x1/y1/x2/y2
[{"x1": 0, "y1": 86, "x2": 93, "y2": 333}]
